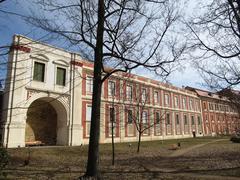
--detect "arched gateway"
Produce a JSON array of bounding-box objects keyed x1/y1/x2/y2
[{"x1": 25, "y1": 97, "x2": 68, "y2": 146}]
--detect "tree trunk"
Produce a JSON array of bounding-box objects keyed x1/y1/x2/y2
[
  {"x1": 85, "y1": 0, "x2": 105, "y2": 178},
  {"x1": 137, "y1": 131, "x2": 142, "y2": 153},
  {"x1": 111, "y1": 120, "x2": 115, "y2": 166}
]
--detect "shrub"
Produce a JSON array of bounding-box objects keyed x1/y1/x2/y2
[
  {"x1": 230, "y1": 136, "x2": 240, "y2": 143},
  {"x1": 0, "y1": 148, "x2": 9, "y2": 178}
]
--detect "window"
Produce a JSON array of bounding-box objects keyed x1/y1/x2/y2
[
  {"x1": 226, "y1": 106, "x2": 229, "y2": 112},
  {"x1": 154, "y1": 91, "x2": 159, "y2": 104},
  {"x1": 86, "y1": 76, "x2": 93, "y2": 93},
  {"x1": 191, "y1": 116, "x2": 195, "y2": 125},
  {"x1": 176, "y1": 114, "x2": 180, "y2": 125},
  {"x1": 182, "y1": 97, "x2": 187, "y2": 109},
  {"x1": 205, "y1": 114, "x2": 208, "y2": 122},
  {"x1": 156, "y1": 112, "x2": 160, "y2": 123},
  {"x1": 56, "y1": 67, "x2": 66, "y2": 86},
  {"x1": 164, "y1": 94, "x2": 170, "y2": 106},
  {"x1": 108, "y1": 81, "x2": 116, "y2": 96},
  {"x1": 110, "y1": 107, "x2": 115, "y2": 122},
  {"x1": 127, "y1": 110, "x2": 133, "y2": 124},
  {"x1": 33, "y1": 62, "x2": 45, "y2": 82},
  {"x1": 142, "y1": 111, "x2": 148, "y2": 124},
  {"x1": 142, "y1": 88, "x2": 147, "y2": 102},
  {"x1": 195, "y1": 101, "x2": 200, "y2": 111},
  {"x1": 203, "y1": 102, "x2": 207, "y2": 110},
  {"x1": 209, "y1": 103, "x2": 214, "y2": 110},
  {"x1": 215, "y1": 104, "x2": 219, "y2": 111},
  {"x1": 198, "y1": 116, "x2": 201, "y2": 125},
  {"x1": 126, "y1": 85, "x2": 132, "y2": 100},
  {"x1": 184, "y1": 115, "x2": 188, "y2": 125},
  {"x1": 189, "y1": 99, "x2": 193, "y2": 110},
  {"x1": 166, "y1": 113, "x2": 170, "y2": 125},
  {"x1": 174, "y1": 96, "x2": 179, "y2": 108},
  {"x1": 86, "y1": 106, "x2": 92, "y2": 121}
]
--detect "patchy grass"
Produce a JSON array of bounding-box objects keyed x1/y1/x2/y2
[{"x1": 2, "y1": 136, "x2": 240, "y2": 179}]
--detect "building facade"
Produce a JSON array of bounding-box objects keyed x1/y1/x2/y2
[
  {"x1": 0, "y1": 35, "x2": 237, "y2": 148},
  {"x1": 186, "y1": 87, "x2": 240, "y2": 136}
]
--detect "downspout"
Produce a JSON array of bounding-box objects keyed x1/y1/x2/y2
[
  {"x1": 70, "y1": 53, "x2": 75, "y2": 146},
  {"x1": 6, "y1": 35, "x2": 20, "y2": 148}
]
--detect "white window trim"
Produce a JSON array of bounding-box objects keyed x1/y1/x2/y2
[
  {"x1": 55, "y1": 65, "x2": 67, "y2": 87},
  {"x1": 126, "y1": 85, "x2": 133, "y2": 100},
  {"x1": 108, "y1": 80, "x2": 116, "y2": 97},
  {"x1": 154, "y1": 91, "x2": 159, "y2": 104},
  {"x1": 86, "y1": 76, "x2": 93, "y2": 93},
  {"x1": 32, "y1": 60, "x2": 47, "y2": 83}
]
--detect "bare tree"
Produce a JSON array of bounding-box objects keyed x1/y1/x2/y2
[
  {"x1": 27, "y1": 0, "x2": 186, "y2": 178},
  {"x1": 187, "y1": 1, "x2": 240, "y2": 90},
  {"x1": 123, "y1": 85, "x2": 165, "y2": 153}
]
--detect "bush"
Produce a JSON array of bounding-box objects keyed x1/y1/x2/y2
[
  {"x1": 0, "y1": 148, "x2": 9, "y2": 178},
  {"x1": 230, "y1": 136, "x2": 240, "y2": 143}
]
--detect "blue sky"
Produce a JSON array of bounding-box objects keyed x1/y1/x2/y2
[{"x1": 0, "y1": 0, "x2": 205, "y2": 90}]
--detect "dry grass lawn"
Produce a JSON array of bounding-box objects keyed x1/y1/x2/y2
[{"x1": 2, "y1": 136, "x2": 240, "y2": 179}]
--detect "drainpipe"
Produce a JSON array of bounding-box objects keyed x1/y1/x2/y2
[
  {"x1": 70, "y1": 53, "x2": 75, "y2": 146},
  {"x1": 6, "y1": 35, "x2": 20, "y2": 148}
]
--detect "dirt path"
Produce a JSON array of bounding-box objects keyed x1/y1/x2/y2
[{"x1": 169, "y1": 139, "x2": 227, "y2": 157}]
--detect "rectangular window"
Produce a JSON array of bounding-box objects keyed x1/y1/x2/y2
[
  {"x1": 198, "y1": 116, "x2": 201, "y2": 125},
  {"x1": 86, "y1": 76, "x2": 93, "y2": 93},
  {"x1": 184, "y1": 115, "x2": 188, "y2": 125},
  {"x1": 195, "y1": 101, "x2": 200, "y2": 111},
  {"x1": 176, "y1": 114, "x2": 180, "y2": 125},
  {"x1": 86, "y1": 106, "x2": 92, "y2": 121},
  {"x1": 203, "y1": 102, "x2": 207, "y2": 110},
  {"x1": 127, "y1": 110, "x2": 133, "y2": 124},
  {"x1": 110, "y1": 107, "x2": 115, "y2": 122},
  {"x1": 108, "y1": 81, "x2": 116, "y2": 96},
  {"x1": 215, "y1": 104, "x2": 219, "y2": 111},
  {"x1": 33, "y1": 62, "x2": 45, "y2": 82},
  {"x1": 142, "y1": 88, "x2": 147, "y2": 102},
  {"x1": 182, "y1": 97, "x2": 187, "y2": 109},
  {"x1": 189, "y1": 99, "x2": 193, "y2": 110},
  {"x1": 154, "y1": 91, "x2": 159, "y2": 104},
  {"x1": 156, "y1": 112, "x2": 160, "y2": 123},
  {"x1": 166, "y1": 113, "x2": 170, "y2": 125},
  {"x1": 174, "y1": 96, "x2": 179, "y2": 108},
  {"x1": 164, "y1": 94, "x2": 170, "y2": 106},
  {"x1": 209, "y1": 103, "x2": 213, "y2": 110},
  {"x1": 142, "y1": 111, "x2": 148, "y2": 124},
  {"x1": 126, "y1": 85, "x2": 132, "y2": 100},
  {"x1": 191, "y1": 116, "x2": 195, "y2": 125},
  {"x1": 56, "y1": 67, "x2": 66, "y2": 86}
]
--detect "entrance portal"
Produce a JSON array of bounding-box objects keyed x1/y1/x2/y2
[{"x1": 25, "y1": 99, "x2": 57, "y2": 145}]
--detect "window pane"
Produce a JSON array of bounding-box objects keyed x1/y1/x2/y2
[
  {"x1": 165, "y1": 94, "x2": 169, "y2": 106},
  {"x1": 176, "y1": 114, "x2": 179, "y2": 125},
  {"x1": 156, "y1": 112, "x2": 160, "y2": 123},
  {"x1": 108, "y1": 81, "x2": 115, "y2": 96},
  {"x1": 128, "y1": 110, "x2": 133, "y2": 123},
  {"x1": 110, "y1": 108, "x2": 115, "y2": 122},
  {"x1": 126, "y1": 85, "x2": 132, "y2": 100},
  {"x1": 86, "y1": 76, "x2": 93, "y2": 93},
  {"x1": 142, "y1": 111, "x2": 147, "y2": 123},
  {"x1": 33, "y1": 62, "x2": 45, "y2": 82},
  {"x1": 154, "y1": 92, "x2": 159, "y2": 103},
  {"x1": 184, "y1": 115, "x2": 188, "y2": 125},
  {"x1": 198, "y1": 116, "x2": 201, "y2": 125},
  {"x1": 166, "y1": 113, "x2": 170, "y2": 124},
  {"x1": 86, "y1": 106, "x2": 92, "y2": 121},
  {"x1": 56, "y1": 67, "x2": 66, "y2": 86},
  {"x1": 142, "y1": 89, "x2": 147, "y2": 102},
  {"x1": 191, "y1": 116, "x2": 195, "y2": 125}
]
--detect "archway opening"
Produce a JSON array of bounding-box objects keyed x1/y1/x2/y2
[{"x1": 25, "y1": 99, "x2": 58, "y2": 145}]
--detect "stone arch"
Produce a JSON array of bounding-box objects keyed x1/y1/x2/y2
[{"x1": 24, "y1": 93, "x2": 69, "y2": 146}]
